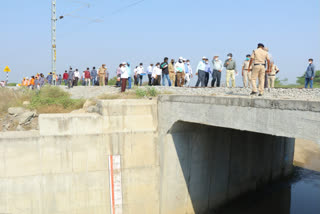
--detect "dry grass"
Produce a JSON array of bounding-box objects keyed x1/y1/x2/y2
[
  {"x1": 0, "y1": 88, "x2": 32, "y2": 114},
  {"x1": 98, "y1": 91, "x2": 140, "y2": 100}
]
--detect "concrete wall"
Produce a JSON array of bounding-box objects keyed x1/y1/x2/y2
[
  {"x1": 0, "y1": 100, "x2": 160, "y2": 214},
  {"x1": 159, "y1": 122, "x2": 294, "y2": 214}
]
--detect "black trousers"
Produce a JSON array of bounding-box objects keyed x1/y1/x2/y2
[
  {"x1": 204, "y1": 72, "x2": 209, "y2": 87},
  {"x1": 211, "y1": 70, "x2": 221, "y2": 87},
  {"x1": 148, "y1": 74, "x2": 152, "y2": 86}
]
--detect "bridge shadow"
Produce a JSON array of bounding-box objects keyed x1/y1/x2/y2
[{"x1": 161, "y1": 121, "x2": 293, "y2": 214}]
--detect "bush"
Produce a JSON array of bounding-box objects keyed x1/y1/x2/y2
[
  {"x1": 135, "y1": 88, "x2": 147, "y2": 98},
  {"x1": 29, "y1": 86, "x2": 85, "y2": 113},
  {"x1": 147, "y1": 87, "x2": 158, "y2": 97},
  {"x1": 0, "y1": 88, "x2": 32, "y2": 114}
]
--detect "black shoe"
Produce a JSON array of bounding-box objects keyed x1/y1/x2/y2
[
  {"x1": 258, "y1": 94, "x2": 263, "y2": 96},
  {"x1": 250, "y1": 92, "x2": 258, "y2": 96}
]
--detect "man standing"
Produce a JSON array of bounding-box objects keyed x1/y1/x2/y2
[
  {"x1": 147, "y1": 64, "x2": 153, "y2": 86},
  {"x1": 224, "y1": 53, "x2": 237, "y2": 88},
  {"x1": 67, "y1": 68, "x2": 74, "y2": 89},
  {"x1": 63, "y1": 70, "x2": 68, "y2": 85},
  {"x1": 74, "y1": 69, "x2": 80, "y2": 86},
  {"x1": 127, "y1": 62, "x2": 133, "y2": 89},
  {"x1": 195, "y1": 57, "x2": 207, "y2": 87},
  {"x1": 120, "y1": 62, "x2": 128, "y2": 92},
  {"x1": 268, "y1": 63, "x2": 280, "y2": 89},
  {"x1": 175, "y1": 57, "x2": 185, "y2": 87},
  {"x1": 305, "y1": 58, "x2": 315, "y2": 89},
  {"x1": 84, "y1": 68, "x2": 91, "y2": 86},
  {"x1": 168, "y1": 59, "x2": 176, "y2": 87},
  {"x1": 98, "y1": 64, "x2": 107, "y2": 86},
  {"x1": 137, "y1": 63, "x2": 145, "y2": 86},
  {"x1": 91, "y1": 67, "x2": 97, "y2": 86},
  {"x1": 185, "y1": 60, "x2": 193, "y2": 87},
  {"x1": 248, "y1": 43, "x2": 271, "y2": 96},
  {"x1": 204, "y1": 58, "x2": 211, "y2": 87},
  {"x1": 242, "y1": 54, "x2": 252, "y2": 88},
  {"x1": 161, "y1": 57, "x2": 171, "y2": 86},
  {"x1": 211, "y1": 55, "x2": 223, "y2": 87}
]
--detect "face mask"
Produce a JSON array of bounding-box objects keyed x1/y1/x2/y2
[
  {"x1": 215, "y1": 58, "x2": 219, "y2": 61},
  {"x1": 228, "y1": 57, "x2": 232, "y2": 59},
  {"x1": 246, "y1": 58, "x2": 250, "y2": 61},
  {"x1": 187, "y1": 63, "x2": 190, "y2": 65},
  {"x1": 309, "y1": 61, "x2": 312, "y2": 64}
]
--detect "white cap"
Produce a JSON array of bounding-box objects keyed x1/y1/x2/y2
[
  {"x1": 202, "y1": 56, "x2": 207, "y2": 59},
  {"x1": 122, "y1": 62, "x2": 127, "y2": 65},
  {"x1": 179, "y1": 57, "x2": 183, "y2": 60}
]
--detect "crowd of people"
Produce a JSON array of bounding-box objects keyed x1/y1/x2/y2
[{"x1": 18, "y1": 43, "x2": 317, "y2": 95}]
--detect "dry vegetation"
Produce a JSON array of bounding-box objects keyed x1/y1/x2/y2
[{"x1": 0, "y1": 86, "x2": 85, "y2": 115}]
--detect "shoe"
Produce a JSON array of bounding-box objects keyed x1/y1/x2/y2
[
  {"x1": 250, "y1": 92, "x2": 258, "y2": 96},
  {"x1": 258, "y1": 94, "x2": 263, "y2": 96}
]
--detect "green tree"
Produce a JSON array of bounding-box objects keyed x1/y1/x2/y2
[{"x1": 296, "y1": 70, "x2": 320, "y2": 86}]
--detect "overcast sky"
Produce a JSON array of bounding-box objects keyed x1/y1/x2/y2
[{"x1": 1, "y1": 0, "x2": 319, "y2": 85}]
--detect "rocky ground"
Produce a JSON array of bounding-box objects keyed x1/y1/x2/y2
[
  {"x1": 0, "y1": 106, "x2": 38, "y2": 132},
  {"x1": 59, "y1": 85, "x2": 320, "y2": 101}
]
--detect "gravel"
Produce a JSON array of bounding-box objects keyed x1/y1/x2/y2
[{"x1": 60, "y1": 86, "x2": 320, "y2": 101}]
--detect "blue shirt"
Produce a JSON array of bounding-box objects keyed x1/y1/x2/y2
[
  {"x1": 205, "y1": 63, "x2": 211, "y2": 73},
  {"x1": 305, "y1": 64, "x2": 315, "y2": 78},
  {"x1": 127, "y1": 65, "x2": 132, "y2": 77},
  {"x1": 184, "y1": 63, "x2": 189, "y2": 73}
]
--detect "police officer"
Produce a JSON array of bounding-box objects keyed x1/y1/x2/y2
[
  {"x1": 242, "y1": 54, "x2": 252, "y2": 88},
  {"x1": 268, "y1": 63, "x2": 280, "y2": 89},
  {"x1": 248, "y1": 43, "x2": 271, "y2": 96}
]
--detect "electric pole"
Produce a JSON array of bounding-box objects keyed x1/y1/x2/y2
[{"x1": 51, "y1": 0, "x2": 57, "y2": 74}]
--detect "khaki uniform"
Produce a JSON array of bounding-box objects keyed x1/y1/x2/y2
[
  {"x1": 98, "y1": 67, "x2": 107, "y2": 86},
  {"x1": 226, "y1": 70, "x2": 236, "y2": 87},
  {"x1": 242, "y1": 60, "x2": 252, "y2": 88},
  {"x1": 268, "y1": 64, "x2": 279, "y2": 88},
  {"x1": 251, "y1": 48, "x2": 270, "y2": 94},
  {"x1": 168, "y1": 63, "x2": 175, "y2": 86}
]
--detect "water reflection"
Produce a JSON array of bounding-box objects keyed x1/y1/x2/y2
[{"x1": 213, "y1": 167, "x2": 320, "y2": 214}]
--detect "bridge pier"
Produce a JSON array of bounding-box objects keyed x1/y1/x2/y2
[{"x1": 159, "y1": 122, "x2": 295, "y2": 214}]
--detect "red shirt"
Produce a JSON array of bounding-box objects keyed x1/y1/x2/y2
[
  {"x1": 63, "y1": 73, "x2": 69, "y2": 80},
  {"x1": 84, "y1": 70, "x2": 91, "y2": 78}
]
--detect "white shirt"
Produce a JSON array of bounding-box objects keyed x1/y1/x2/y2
[
  {"x1": 137, "y1": 66, "x2": 144, "y2": 74},
  {"x1": 74, "y1": 71, "x2": 80, "y2": 78},
  {"x1": 175, "y1": 62, "x2": 185, "y2": 73},
  {"x1": 152, "y1": 66, "x2": 162, "y2": 77},
  {"x1": 121, "y1": 66, "x2": 128, "y2": 78},
  {"x1": 147, "y1": 66, "x2": 153, "y2": 74}
]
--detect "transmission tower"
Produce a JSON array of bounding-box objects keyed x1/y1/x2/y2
[{"x1": 51, "y1": 0, "x2": 57, "y2": 74}]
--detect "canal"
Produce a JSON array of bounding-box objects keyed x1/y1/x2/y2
[{"x1": 213, "y1": 167, "x2": 320, "y2": 214}]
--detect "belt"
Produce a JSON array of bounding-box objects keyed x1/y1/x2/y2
[
  {"x1": 254, "y1": 64, "x2": 265, "y2": 66},
  {"x1": 268, "y1": 74, "x2": 276, "y2": 76},
  {"x1": 244, "y1": 69, "x2": 248, "y2": 70}
]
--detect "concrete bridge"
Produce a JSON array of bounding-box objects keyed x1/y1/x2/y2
[{"x1": 0, "y1": 95, "x2": 319, "y2": 214}]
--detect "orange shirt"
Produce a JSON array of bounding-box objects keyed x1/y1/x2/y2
[{"x1": 30, "y1": 78, "x2": 35, "y2": 86}]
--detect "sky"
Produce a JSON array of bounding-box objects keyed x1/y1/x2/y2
[{"x1": 1, "y1": 0, "x2": 319, "y2": 85}]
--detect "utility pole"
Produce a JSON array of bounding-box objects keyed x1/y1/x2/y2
[{"x1": 51, "y1": 0, "x2": 57, "y2": 74}]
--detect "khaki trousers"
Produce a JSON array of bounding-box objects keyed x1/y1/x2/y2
[
  {"x1": 243, "y1": 70, "x2": 252, "y2": 88},
  {"x1": 251, "y1": 65, "x2": 265, "y2": 94},
  {"x1": 226, "y1": 70, "x2": 236, "y2": 88},
  {"x1": 268, "y1": 75, "x2": 276, "y2": 88},
  {"x1": 176, "y1": 72, "x2": 183, "y2": 87},
  {"x1": 99, "y1": 75, "x2": 105, "y2": 86},
  {"x1": 169, "y1": 72, "x2": 176, "y2": 86}
]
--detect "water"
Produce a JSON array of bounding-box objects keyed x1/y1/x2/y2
[{"x1": 213, "y1": 167, "x2": 320, "y2": 214}]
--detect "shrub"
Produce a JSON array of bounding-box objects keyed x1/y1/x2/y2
[
  {"x1": 147, "y1": 87, "x2": 158, "y2": 97},
  {"x1": 29, "y1": 86, "x2": 85, "y2": 113},
  {"x1": 135, "y1": 88, "x2": 147, "y2": 98}
]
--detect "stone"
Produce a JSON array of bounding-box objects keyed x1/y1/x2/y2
[
  {"x1": 86, "y1": 105, "x2": 98, "y2": 113},
  {"x1": 23, "y1": 101, "x2": 31, "y2": 106},
  {"x1": 16, "y1": 125, "x2": 24, "y2": 131},
  {"x1": 18, "y1": 111, "x2": 35, "y2": 125},
  {"x1": 8, "y1": 107, "x2": 25, "y2": 115}
]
